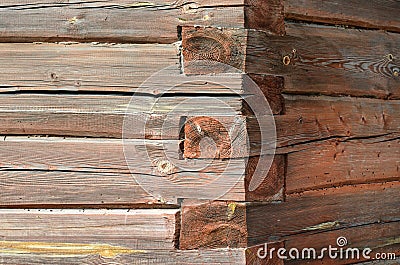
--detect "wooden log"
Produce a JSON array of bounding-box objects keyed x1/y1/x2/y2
[
  {"x1": 0, "y1": 209, "x2": 179, "y2": 250},
  {"x1": 0, "y1": 43, "x2": 179, "y2": 93},
  {"x1": 285, "y1": 135, "x2": 400, "y2": 194},
  {"x1": 246, "y1": 23, "x2": 400, "y2": 99},
  {"x1": 0, "y1": 0, "x2": 246, "y2": 43},
  {"x1": 276, "y1": 95, "x2": 400, "y2": 148},
  {"x1": 0, "y1": 242, "x2": 283, "y2": 264},
  {"x1": 285, "y1": 0, "x2": 400, "y2": 33},
  {"x1": 0, "y1": 94, "x2": 244, "y2": 138},
  {"x1": 285, "y1": 221, "x2": 400, "y2": 264},
  {"x1": 179, "y1": 182, "x2": 400, "y2": 249},
  {"x1": 0, "y1": 136, "x2": 283, "y2": 205}
]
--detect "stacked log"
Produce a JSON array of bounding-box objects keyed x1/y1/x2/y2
[{"x1": 0, "y1": 0, "x2": 398, "y2": 264}]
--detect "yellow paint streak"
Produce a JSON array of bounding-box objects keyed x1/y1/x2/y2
[
  {"x1": 302, "y1": 221, "x2": 340, "y2": 231},
  {"x1": 0, "y1": 241, "x2": 145, "y2": 258},
  {"x1": 227, "y1": 203, "x2": 237, "y2": 220},
  {"x1": 68, "y1": 17, "x2": 78, "y2": 24},
  {"x1": 375, "y1": 237, "x2": 400, "y2": 249}
]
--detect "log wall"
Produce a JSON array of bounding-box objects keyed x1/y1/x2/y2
[{"x1": 0, "y1": 0, "x2": 398, "y2": 264}]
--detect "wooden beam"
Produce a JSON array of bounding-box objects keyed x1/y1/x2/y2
[
  {"x1": 0, "y1": 242, "x2": 283, "y2": 264},
  {"x1": 285, "y1": 0, "x2": 400, "y2": 33},
  {"x1": 0, "y1": 0, "x2": 246, "y2": 43},
  {"x1": 284, "y1": 221, "x2": 400, "y2": 264},
  {"x1": 285, "y1": 135, "x2": 400, "y2": 193},
  {"x1": 0, "y1": 209, "x2": 179, "y2": 250},
  {"x1": 0, "y1": 43, "x2": 179, "y2": 93},
  {"x1": 0, "y1": 136, "x2": 283, "y2": 205},
  {"x1": 0, "y1": 94, "x2": 244, "y2": 138},
  {"x1": 276, "y1": 95, "x2": 400, "y2": 148},
  {"x1": 179, "y1": 182, "x2": 400, "y2": 249},
  {"x1": 246, "y1": 23, "x2": 400, "y2": 99}
]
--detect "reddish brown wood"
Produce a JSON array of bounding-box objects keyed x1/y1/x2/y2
[
  {"x1": 244, "y1": 0, "x2": 285, "y2": 35},
  {"x1": 285, "y1": 0, "x2": 400, "y2": 33},
  {"x1": 285, "y1": 221, "x2": 400, "y2": 264},
  {"x1": 245, "y1": 155, "x2": 285, "y2": 201},
  {"x1": 247, "y1": 74, "x2": 285, "y2": 115},
  {"x1": 246, "y1": 241, "x2": 285, "y2": 265},
  {"x1": 246, "y1": 23, "x2": 400, "y2": 99},
  {"x1": 275, "y1": 95, "x2": 400, "y2": 148},
  {"x1": 285, "y1": 136, "x2": 400, "y2": 193},
  {"x1": 182, "y1": 27, "x2": 247, "y2": 74},
  {"x1": 179, "y1": 201, "x2": 247, "y2": 249},
  {"x1": 180, "y1": 182, "x2": 400, "y2": 249}
]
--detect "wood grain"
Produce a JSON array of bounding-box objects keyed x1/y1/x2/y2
[
  {"x1": 0, "y1": 136, "x2": 285, "y2": 204},
  {"x1": 0, "y1": 43, "x2": 179, "y2": 93},
  {"x1": 0, "y1": 94, "x2": 244, "y2": 138},
  {"x1": 246, "y1": 23, "x2": 400, "y2": 99},
  {"x1": 0, "y1": 244, "x2": 282, "y2": 264},
  {"x1": 285, "y1": 221, "x2": 400, "y2": 264},
  {"x1": 247, "y1": 182, "x2": 400, "y2": 246},
  {"x1": 285, "y1": 0, "x2": 400, "y2": 33},
  {"x1": 0, "y1": 209, "x2": 179, "y2": 250},
  {"x1": 0, "y1": 0, "x2": 245, "y2": 43},
  {"x1": 245, "y1": 0, "x2": 284, "y2": 35},
  {"x1": 180, "y1": 182, "x2": 400, "y2": 249},
  {"x1": 285, "y1": 135, "x2": 400, "y2": 193},
  {"x1": 276, "y1": 95, "x2": 400, "y2": 148}
]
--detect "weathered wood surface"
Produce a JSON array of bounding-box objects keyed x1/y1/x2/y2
[
  {"x1": 182, "y1": 23, "x2": 400, "y2": 99},
  {"x1": 0, "y1": 136, "x2": 285, "y2": 204},
  {"x1": 180, "y1": 182, "x2": 400, "y2": 249},
  {"x1": 0, "y1": 0, "x2": 245, "y2": 43},
  {"x1": 0, "y1": 94, "x2": 244, "y2": 138},
  {"x1": 285, "y1": 221, "x2": 400, "y2": 264},
  {"x1": 0, "y1": 42, "x2": 180, "y2": 93},
  {"x1": 285, "y1": 0, "x2": 400, "y2": 33},
  {"x1": 0, "y1": 243, "x2": 283, "y2": 264},
  {"x1": 276, "y1": 95, "x2": 400, "y2": 148},
  {"x1": 245, "y1": 0, "x2": 284, "y2": 35},
  {"x1": 246, "y1": 23, "x2": 400, "y2": 99},
  {"x1": 0, "y1": 209, "x2": 179, "y2": 250},
  {"x1": 285, "y1": 135, "x2": 400, "y2": 193},
  {"x1": 0, "y1": 249, "x2": 246, "y2": 265}
]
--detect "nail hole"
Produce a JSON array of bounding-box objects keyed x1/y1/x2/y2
[
  {"x1": 283, "y1": 55, "x2": 291, "y2": 66},
  {"x1": 50, "y1": 73, "x2": 58, "y2": 80}
]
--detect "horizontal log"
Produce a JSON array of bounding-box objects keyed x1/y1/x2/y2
[
  {"x1": 0, "y1": 94, "x2": 244, "y2": 138},
  {"x1": 285, "y1": 135, "x2": 400, "y2": 193},
  {"x1": 0, "y1": 43, "x2": 179, "y2": 93},
  {"x1": 0, "y1": 0, "x2": 245, "y2": 43},
  {"x1": 0, "y1": 42, "x2": 286, "y2": 101},
  {"x1": 179, "y1": 182, "x2": 400, "y2": 249},
  {"x1": 285, "y1": 221, "x2": 400, "y2": 264},
  {"x1": 276, "y1": 95, "x2": 400, "y2": 148},
  {"x1": 0, "y1": 241, "x2": 283, "y2": 264},
  {"x1": 0, "y1": 137, "x2": 283, "y2": 205},
  {"x1": 246, "y1": 23, "x2": 400, "y2": 99},
  {"x1": 182, "y1": 24, "x2": 399, "y2": 98},
  {"x1": 285, "y1": 0, "x2": 400, "y2": 33},
  {"x1": 0, "y1": 209, "x2": 179, "y2": 250}
]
